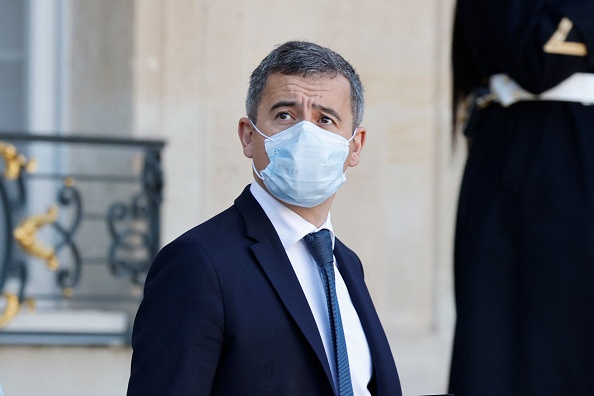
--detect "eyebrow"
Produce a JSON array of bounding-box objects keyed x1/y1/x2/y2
[
  {"x1": 269, "y1": 101, "x2": 343, "y2": 123},
  {"x1": 270, "y1": 101, "x2": 296, "y2": 112}
]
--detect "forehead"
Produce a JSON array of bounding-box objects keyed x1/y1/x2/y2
[{"x1": 258, "y1": 73, "x2": 352, "y2": 114}]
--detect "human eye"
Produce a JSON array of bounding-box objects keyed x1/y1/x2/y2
[
  {"x1": 275, "y1": 112, "x2": 294, "y2": 121},
  {"x1": 319, "y1": 115, "x2": 335, "y2": 126}
]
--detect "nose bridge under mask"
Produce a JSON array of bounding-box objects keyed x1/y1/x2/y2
[
  {"x1": 247, "y1": 119, "x2": 355, "y2": 208},
  {"x1": 249, "y1": 119, "x2": 357, "y2": 143}
]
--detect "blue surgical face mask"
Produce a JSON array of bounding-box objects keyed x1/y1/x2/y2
[{"x1": 250, "y1": 120, "x2": 357, "y2": 208}]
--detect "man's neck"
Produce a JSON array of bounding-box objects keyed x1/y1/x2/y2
[
  {"x1": 284, "y1": 199, "x2": 334, "y2": 229},
  {"x1": 255, "y1": 179, "x2": 333, "y2": 228}
]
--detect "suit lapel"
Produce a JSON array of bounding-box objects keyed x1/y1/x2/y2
[
  {"x1": 234, "y1": 186, "x2": 335, "y2": 392},
  {"x1": 334, "y1": 239, "x2": 400, "y2": 395},
  {"x1": 334, "y1": 240, "x2": 379, "y2": 344}
]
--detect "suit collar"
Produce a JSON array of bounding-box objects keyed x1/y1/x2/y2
[
  {"x1": 237, "y1": 186, "x2": 400, "y2": 394},
  {"x1": 335, "y1": 239, "x2": 401, "y2": 395},
  {"x1": 234, "y1": 185, "x2": 336, "y2": 393},
  {"x1": 249, "y1": 181, "x2": 336, "y2": 249},
  {"x1": 234, "y1": 185, "x2": 277, "y2": 242}
]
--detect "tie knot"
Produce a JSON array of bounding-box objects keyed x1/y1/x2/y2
[{"x1": 303, "y1": 229, "x2": 334, "y2": 268}]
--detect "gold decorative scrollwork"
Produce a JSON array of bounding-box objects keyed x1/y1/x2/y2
[
  {"x1": 0, "y1": 293, "x2": 36, "y2": 328},
  {"x1": 0, "y1": 293, "x2": 20, "y2": 328},
  {"x1": 0, "y1": 142, "x2": 37, "y2": 180},
  {"x1": 544, "y1": 17, "x2": 588, "y2": 57},
  {"x1": 13, "y1": 206, "x2": 60, "y2": 271}
]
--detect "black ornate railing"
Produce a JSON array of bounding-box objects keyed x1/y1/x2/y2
[{"x1": 0, "y1": 133, "x2": 165, "y2": 344}]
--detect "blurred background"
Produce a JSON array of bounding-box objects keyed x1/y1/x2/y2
[{"x1": 0, "y1": 0, "x2": 465, "y2": 394}]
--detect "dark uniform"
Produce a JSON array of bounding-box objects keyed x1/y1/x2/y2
[{"x1": 449, "y1": 1, "x2": 594, "y2": 395}]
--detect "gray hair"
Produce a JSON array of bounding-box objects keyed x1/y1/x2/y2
[{"x1": 246, "y1": 41, "x2": 365, "y2": 129}]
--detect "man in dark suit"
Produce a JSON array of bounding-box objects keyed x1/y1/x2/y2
[{"x1": 127, "y1": 40, "x2": 402, "y2": 396}]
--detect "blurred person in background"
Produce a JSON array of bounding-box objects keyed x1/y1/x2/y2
[{"x1": 449, "y1": 0, "x2": 594, "y2": 394}]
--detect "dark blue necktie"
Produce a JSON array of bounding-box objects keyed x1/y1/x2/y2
[{"x1": 303, "y1": 229, "x2": 354, "y2": 396}]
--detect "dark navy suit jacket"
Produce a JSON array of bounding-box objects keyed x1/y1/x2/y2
[{"x1": 127, "y1": 186, "x2": 401, "y2": 395}]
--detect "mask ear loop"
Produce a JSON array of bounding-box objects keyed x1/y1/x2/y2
[
  {"x1": 249, "y1": 119, "x2": 272, "y2": 141},
  {"x1": 342, "y1": 126, "x2": 360, "y2": 176},
  {"x1": 249, "y1": 119, "x2": 267, "y2": 180},
  {"x1": 347, "y1": 126, "x2": 359, "y2": 143},
  {"x1": 252, "y1": 161, "x2": 264, "y2": 180}
]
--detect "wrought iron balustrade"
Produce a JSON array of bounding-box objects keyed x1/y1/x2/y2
[{"x1": 0, "y1": 133, "x2": 165, "y2": 345}]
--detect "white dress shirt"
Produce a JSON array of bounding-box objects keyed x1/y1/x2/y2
[{"x1": 250, "y1": 182, "x2": 372, "y2": 395}]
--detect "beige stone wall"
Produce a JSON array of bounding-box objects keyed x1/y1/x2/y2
[
  {"x1": 129, "y1": 0, "x2": 463, "y2": 393},
  {"x1": 128, "y1": 0, "x2": 465, "y2": 393},
  {"x1": 69, "y1": 0, "x2": 135, "y2": 134}
]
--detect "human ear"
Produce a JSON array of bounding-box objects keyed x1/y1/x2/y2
[
  {"x1": 347, "y1": 127, "x2": 366, "y2": 167},
  {"x1": 238, "y1": 117, "x2": 254, "y2": 158}
]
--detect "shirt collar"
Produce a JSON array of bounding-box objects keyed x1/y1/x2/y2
[{"x1": 250, "y1": 181, "x2": 335, "y2": 249}]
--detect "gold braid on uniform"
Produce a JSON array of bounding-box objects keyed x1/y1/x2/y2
[{"x1": 544, "y1": 17, "x2": 587, "y2": 57}]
